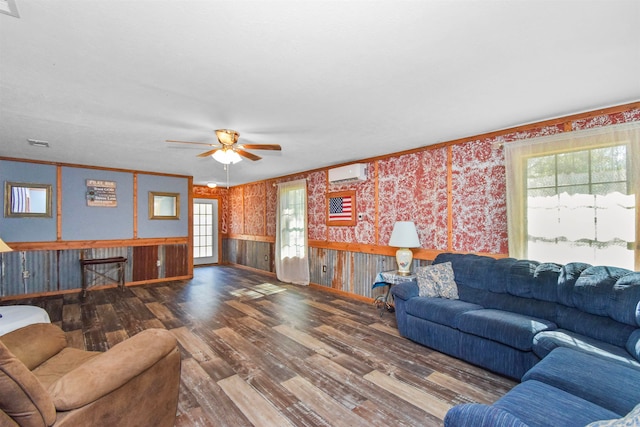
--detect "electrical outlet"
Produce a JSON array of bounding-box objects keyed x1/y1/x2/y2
[
  {"x1": 22, "y1": 271, "x2": 30, "y2": 279},
  {"x1": 156, "y1": 260, "x2": 161, "y2": 267},
  {"x1": 322, "y1": 265, "x2": 327, "y2": 273},
  {"x1": 264, "y1": 255, "x2": 268, "y2": 261}
]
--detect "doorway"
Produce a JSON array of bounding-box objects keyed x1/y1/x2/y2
[{"x1": 193, "y1": 198, "x2": 219, "y2": 265}]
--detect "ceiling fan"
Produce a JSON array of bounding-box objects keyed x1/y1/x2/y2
[{"x1": 167, "y1": 129, "x2": 281, "y2": 164}]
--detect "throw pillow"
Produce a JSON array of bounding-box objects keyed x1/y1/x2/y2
[
  {"x1": 416, "y1": 262, "x2": 459, "y2": 299},
  {"x1": 585, "y1": 403, "x2": 640, "y2": 427},
  {"x1": 416, "y1": 266, "x2": 439, "y2": 298}
]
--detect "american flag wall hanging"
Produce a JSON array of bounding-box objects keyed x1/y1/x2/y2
[{"x1": 327, "y1": 190, "x2": 356, "y2": 226}]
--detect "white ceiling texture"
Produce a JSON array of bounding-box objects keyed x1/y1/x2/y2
[{"x1": 1, "y1": 1, "x2": 639, "y2": 186}]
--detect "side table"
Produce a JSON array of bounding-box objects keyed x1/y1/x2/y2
[{"x1": 372, "y1": 270, "x2": 416, "y2": 316}]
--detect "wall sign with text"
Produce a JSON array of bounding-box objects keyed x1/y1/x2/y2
[{"x1": 86, "y1": 179, "x2": 117, "y2": 207}]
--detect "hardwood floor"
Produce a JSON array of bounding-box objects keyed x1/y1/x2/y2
[{"x1": 5, "y1": 265, "x2": 516, "y2": 426}]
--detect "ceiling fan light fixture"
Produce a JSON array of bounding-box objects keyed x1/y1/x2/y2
[{"x1": 212, "y1": 148, "x2": 242, "y2": 164}]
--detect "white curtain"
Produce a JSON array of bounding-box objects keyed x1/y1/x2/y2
[
  {"x1": 505, "y1": 122, "x2": 640, "y2": 269},
  {"x1": 275, "y1": 179, "x2": 310, "y2": 285}
]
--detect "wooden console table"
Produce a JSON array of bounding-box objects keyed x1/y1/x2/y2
[{"x1": 80, "y1": 257, "x2": 127, "y2": 297}]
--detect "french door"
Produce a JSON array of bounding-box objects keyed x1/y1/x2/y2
[{"x1": 193, "y1": 198, "x2": 219, "y2": 265}]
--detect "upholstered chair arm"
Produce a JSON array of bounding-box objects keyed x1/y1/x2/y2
[
  {"x1": 48, "y1": 328, "x2": 178, "y2": 411},
  {"x1": 0, "y1": 323, "x2": 67, "y2": 370},
  {"x1": 444, "y1": 403, "x2": 530, "y2": 427}
]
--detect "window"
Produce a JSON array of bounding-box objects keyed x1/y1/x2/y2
[
  {"x1": 506, "y1": 123, "x2": 640, "y2": 270},
  {"x1": 275, "y1": 179, "x2": 310, "y2": 285}
]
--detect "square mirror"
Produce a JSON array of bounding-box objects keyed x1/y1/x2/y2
[{"x1": 4, "y1": 182, "x2": 52, "y2": 218}]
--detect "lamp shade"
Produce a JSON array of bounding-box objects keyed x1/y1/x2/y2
[
  {"x1": 388, "y1": 221, "x2": 420, "y2": 248},
  {"x1": 0, "y1": 238, "x2": 13, "y2": 253}
]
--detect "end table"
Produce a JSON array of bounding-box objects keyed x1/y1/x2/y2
[{"x1": 372, "y1": 270, "x2": 417, "y2": 316}]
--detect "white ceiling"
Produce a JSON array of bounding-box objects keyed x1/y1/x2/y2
[{"x1": 1, "y1": 1, "x2": 639, "y2": 186}]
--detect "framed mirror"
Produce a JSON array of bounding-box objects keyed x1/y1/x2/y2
[
  {"x1": 4, "y1": 182, "x2": 53, "y2": 218},
  {"x1": 149, "y1": 191, "x2": 180, "y2": 220}
]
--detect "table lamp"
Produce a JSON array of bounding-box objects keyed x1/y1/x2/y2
[{"x1": 388, "y1": 221, "x2": 420, "y2": 275}]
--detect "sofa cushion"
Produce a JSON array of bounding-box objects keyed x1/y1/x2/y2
[
  {"x1": 494, "y1": 380, "x2": 619, "y2": 427},
  {"x1": 0, "y1": 323, "x2": 67, "y2": 370},
  {"x1": 416, "y1": 262, "x2": 458, "y2": 299},
  {"x1": 586, "y1": 403, "x2": 640, "y2": 427},
  {"x1": 457, "y1": 309, "x2": 556, "y2": 351},
  {"x1": 444, "y1": 403, "x2": 530, "y2": 427},
  {"x1": 555, "y1": 306, "x2": 636, "y2": 348},
  {"x1": 572, "y1": 266, "x2": 631, "y2": 317},
  {"x1": 557, "y1": 262, "x2": 591, "y2": 307},
  {"x1": 405, "y1": 297, "x2": 483, "y2": 328},
  {"x1": 522, "y1": 347, "x2": 640, "y2": 415},
  {"x1": 506, "y1": 260, "x2": 540, "y2": 298},
  {"x1": 532, "y1": 329, "x2": 640, "y2": 367},
  {"x1": 531, "y1": 262, "x2": 562, "y2": 302},
  {"x1": 611, "y1": 272, "x2": 640, "y2": 326},
  {"x1": 33, "y1": 347, "x2": 101, "y2": 389},
  {"x1": 0, "y1": 340, "x2": 56, "y2": 427}
]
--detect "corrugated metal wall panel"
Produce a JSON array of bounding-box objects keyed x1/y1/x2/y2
[
  {"x1": 58, "y1": 249, "x2": 83, "y2": 291},
  {"x1": 24, "y1": 251, "x2": 57, "y2": 294},
  {"x1": 1, "y1": 251, "x2": 25, "y2": 297},
  {"x1": 223, "y1": 239, "x2": 425, "y2": 300}
]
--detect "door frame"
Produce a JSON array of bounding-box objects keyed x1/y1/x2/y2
[{"x1": 193, "y1": 197, "x2": 222, "y2": 266}]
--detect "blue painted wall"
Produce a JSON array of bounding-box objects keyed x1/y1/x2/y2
[
  {"x1": 137, "y1": 173, "x2": 189, "y2": 238},
  {"x1": 61, "y1": 167, "x2": 135, "y2": 240},
  {"x1": 0, "y1": 160, "x2": 57, "y2": 242},
  {"x1": 0, "y1": 161, "x2": 189, "y2": 243}
]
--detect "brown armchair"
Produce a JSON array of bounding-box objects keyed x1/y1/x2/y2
[{"x1": 0, "y1": 323, "x2": 180, "y2": 426}]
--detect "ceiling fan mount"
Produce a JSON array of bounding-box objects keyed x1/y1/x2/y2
[{"x1": 166, "y1": 129, "x2": 282, "y2": 163}]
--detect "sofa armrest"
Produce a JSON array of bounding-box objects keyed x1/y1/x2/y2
[
  {"x1": 626, "y1": 329, "x2": 640, "y2": 363},
  {"x1": 390, "y1": 280, "x2": 419, "y2": 301},
  {"x1": 444, "y1": 404, "x2": 530, "y2": 427},
  {"x1": 48, "y1": 328, "x2": 178, "y2": 411},
  {"x1": 0, "y1": 323, "x2": 67, "y2": 370}
]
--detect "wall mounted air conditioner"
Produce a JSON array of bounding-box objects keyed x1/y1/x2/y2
[{"x1": 328, "y1": 163, "x2": 367, "y2": 184}]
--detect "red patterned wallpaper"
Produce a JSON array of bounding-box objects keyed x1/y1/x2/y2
[
  {"x1": 243, "y1": 182, "x2": 266, "y2": 236},
  {"x1": 193, "y1": 185, "x2": 228, "y2": 234},
  {"x1": 221, "y1": 106, "x2": 640, "y2": 256},
  {"x1": 378, "y1": 150, "x2": 449, "y2": 249},
  {"x1": 228, "y1": 187, "x2": 244, "y2": 235}
]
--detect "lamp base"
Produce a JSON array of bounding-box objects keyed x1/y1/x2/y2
[{"x1": 395, "y1": 247, "x2": 413, "y2": 276}]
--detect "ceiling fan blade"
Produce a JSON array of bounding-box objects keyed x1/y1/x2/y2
[
  {"x1": 235, "y1": 148, "x2": 262, "y2": 161},
  {"x1": 166, "y1": 140, "x2": 217, "y2": 147},
  {"x1": 240, "y1": 144, "x2": 282, "y2": 151},
  {"x1": 197, "y1": 148, "x2": 221, "y2": 158}
]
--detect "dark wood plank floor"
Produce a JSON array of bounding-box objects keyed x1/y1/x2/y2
[{"x1": 4, "y1": 265, "x2": 516, "y2": 426}]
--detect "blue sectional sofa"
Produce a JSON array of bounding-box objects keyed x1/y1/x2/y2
[{"x1": 390, "y1": 253, "x2": 640, "y2": 426}]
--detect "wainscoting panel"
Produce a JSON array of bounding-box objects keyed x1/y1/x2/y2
[
  {"x1": 223, "y1": 237, "x2": 431, "y2": 300},
  {"x1": 0, "y1": 244, "x2": 190, "y2": 299}
]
